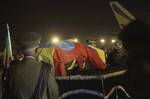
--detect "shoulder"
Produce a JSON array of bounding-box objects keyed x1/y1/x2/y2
[{"x1": 10, "y1": 58, "x2": 41, "y2": 72}]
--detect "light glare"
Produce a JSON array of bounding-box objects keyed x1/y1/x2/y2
[
  {"x1": 52, "y1": 37, "x2": 60, "y2": 43},
  {"x1": 111, "y1": 39, "x2": 116, "y2": 43},
  {"x1": 100, "y1": 39, "x2": 105, "y2": 43},
  {"x1": 74, "y1": 38, "x2": 78, "y2": 43}
]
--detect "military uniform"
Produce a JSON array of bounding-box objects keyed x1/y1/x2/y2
[{"x1": 8, "y1": 32, "x2": 59, "y2": 99}]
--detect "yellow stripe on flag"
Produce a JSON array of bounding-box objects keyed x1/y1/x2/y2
[
  {"x1": 88, "y1": 45, "x2": 106, "y2": 64},
  {"x1": 37, "y1": 48, "x2": 55, "y2": 65}
]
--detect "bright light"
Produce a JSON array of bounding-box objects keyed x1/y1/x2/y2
[
  {"x1": 52, "y1": 37, "x2": 60, "y2": 43},
  {"x1": 100, "y1": 39, "x2": 105, "y2": 43},
  {"x1": 74, "y1": 38, "x2": 78, "y2": 43},
  {"x1": 111, "y1": 39, "x2": 116, "y2": 43}
]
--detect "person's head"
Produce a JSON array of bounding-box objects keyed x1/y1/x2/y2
[
  {"x1": 86, "y1": 39, "x2": 97, "y2": 47},
  {"x1": 17, "y1": 32, "x2": 41, "y2": 56},
  {"x1": 119, "y1": 19, "x2": 150, "y2": 52},
  {"x1": 119, "y1": 19, "x2": 150, "y2": 98}
]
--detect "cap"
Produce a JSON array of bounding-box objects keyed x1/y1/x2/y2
[
  {"x1": 17, "y1": 32, "x2": 41, "y2": 49},
  {"x1": 86, "y1": 39, "x2": 96, "y2": 44}
]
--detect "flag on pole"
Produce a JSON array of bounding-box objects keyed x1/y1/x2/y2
[
  {"x1": 3, "y1": 24, "x2": 13, "y2": 68},
  {"x1": 2, "y1": 24, "x2": 13, "y2": 99}
]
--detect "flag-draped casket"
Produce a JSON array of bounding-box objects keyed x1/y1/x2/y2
[{"x1": 38, "y1": 42, "x2": 107, "y2": 76}]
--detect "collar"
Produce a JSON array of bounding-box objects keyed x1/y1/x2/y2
[{"x1": 25, "y1": 56, "x2": 36, "y2": 59}]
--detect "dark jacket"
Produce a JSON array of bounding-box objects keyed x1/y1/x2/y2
[{"x1": 9, "y1": 57, "x2": 59, "y2": 99}]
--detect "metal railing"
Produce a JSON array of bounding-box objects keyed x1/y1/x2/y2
[{"x1": 56, "y1": 69, "x2": 131, "y2": 99}]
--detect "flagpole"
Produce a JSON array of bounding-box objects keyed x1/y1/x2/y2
[
  {"x1": 6, "y1": 24, "x2": 13, "y2": 61},
  {"x1": 3, "y1": 24, "x2": 13, "y2": 68}
]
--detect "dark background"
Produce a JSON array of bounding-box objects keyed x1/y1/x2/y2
[{"x1": 0, "y1": 0, "x2": 150, "y2": 50}]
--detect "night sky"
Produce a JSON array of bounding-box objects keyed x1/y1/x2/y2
[{"x1": 0, "y1": 0, "x2": 150, "y2": 49}]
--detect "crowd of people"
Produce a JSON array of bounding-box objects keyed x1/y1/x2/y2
[{"x1": 86, "y1": 37, "x2": 128, "y2": 69}]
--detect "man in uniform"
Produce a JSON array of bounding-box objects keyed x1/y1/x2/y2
[{"x1": 8, "y1": 32, "x2": 59, "y2": 99}]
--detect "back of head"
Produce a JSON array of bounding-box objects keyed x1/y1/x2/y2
[
  {"x1": 119, "y1": 19, "x2": 150, "y2": 52},
  {"x1": 17, "y1": 32, "x2": 41, "y2": 56}
]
